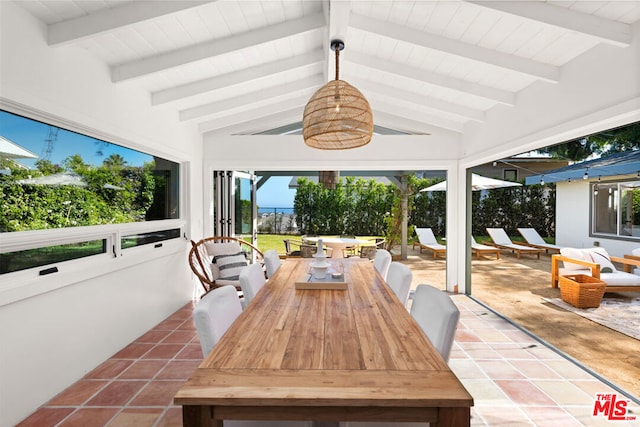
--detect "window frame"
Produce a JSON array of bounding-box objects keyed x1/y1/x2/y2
[
  {"x1": 0, "y1": 102, "x2": 190, "y2": 307},
  {"x1": 590, "y1": 178, "x2": 640, "y2": 242}
]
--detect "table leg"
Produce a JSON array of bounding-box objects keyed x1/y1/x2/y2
[
  {"x1": 182, "y1": 405, "x2": 220, "y2": 427},
  {"x1": 438, "y1": 407, "x2": 470, "y2": 427}
]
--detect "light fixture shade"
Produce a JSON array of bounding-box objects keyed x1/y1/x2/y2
[{"x1": 303, "y1": 79, "x2": 373, "y2": 150}]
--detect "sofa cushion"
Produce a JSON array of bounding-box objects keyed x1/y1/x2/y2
[{"x1": 560, "y1": 248, "x2": 592, "y2": 271}]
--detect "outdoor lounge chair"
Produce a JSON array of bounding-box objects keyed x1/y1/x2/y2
[
  {"x1": 486, "y1": 228, "x2": 542, "y2": 259},
  {"x1": 517, "y1": 228, "x2": 562, "y2": 254},
  {"x1": 471, "y1": 236, "x2": 500, "y2": 259},
  {"x1": 412, "y1": 227, "x2": 446, "y2": 259},
  {"x1": 551, "y1": 247, "x2": 640, "y2": 292}
]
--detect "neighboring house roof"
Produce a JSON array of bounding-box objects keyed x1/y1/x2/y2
[
  {"x1": 0, "y1": 136, "x2": 38, "y2": 159},
  {"x1": 525, "y1": 150, "x2": 640, "y2": 185}
]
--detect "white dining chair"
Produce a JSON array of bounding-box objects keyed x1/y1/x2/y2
[
  {"x1": 263, "y1": 249, "x2": 282, "y2": 278},
  {"x1": 239, "y1": 262, "x2": 266, "y2": 306},
  {"x1": 386, "y1": 261, "x2": 412, "y2": 306},
  {"x1": 410, "y1": 284, "x2": 460, "y2": 362},
  {"x1": 373, "y1": 249, "x2": 392, "y2": 280},
  {"x1": 193, "y1": 285, "x2": 243, "y2": 357}
]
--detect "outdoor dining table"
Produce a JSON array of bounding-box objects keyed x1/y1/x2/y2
[
  {"x1": 174, "y1": 257, "x2": 473, "y2": 426},
  {"x1": 302, "y1": 236, "x2": 369, "y2": 258}
]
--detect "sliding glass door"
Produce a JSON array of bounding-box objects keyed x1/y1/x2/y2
[{"x1": 213, "y1": 171, "x2": 257, "y2": 245}]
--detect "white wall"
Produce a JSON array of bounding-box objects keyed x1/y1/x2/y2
[{"x1": 0, "y1": 3, "x2": 201, "y2": 426}]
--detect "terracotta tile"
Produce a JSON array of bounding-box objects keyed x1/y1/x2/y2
[
  {"x1": 129, "y1": 380, "x2": 185, "y2": 406},
  {"x1": 153, "y1": 319, "x2": 184, "y2": 331},
  {"x1": 119, "y1": 359, "x2": 167, "y2": 380},
  {"x1": 162, "y1": 330, "x2": 197, "y2": 344},
  {"x1": 143, "y1": 344, "x2": 184, "y2": 359},
  {"x1": 156, "y1": 407, "x2": 183, "y2": 427},
  {"x1": 176, "y1": 319, "x2": 196, "y2": 331},
  {"x1": 106, "y1": 407, "x2": 163, "y2": 427},
  {"x1": 48, "y1": 380, "x2": 109, "y2": 405},
  {"x1": 16, "y1": 407, "x2": 74, "y2": 427},
  {"x1": 86, "y1": 380, "x2": 147, "y2": 406},
  {"x1": 455, "y1": 329, "x2": 483, "y2": 342},
  {"x1": 136, "y1": 329, "x2": 171, "y2": 343},
  {"x1": 509, "y1": 359, "x2": 561, "y2": 380},
  {"x1": 473, "y1": 405, "x2": 532, "y2": 426},
  {"x1": 522, "y1": 406, "x2": 582, "y2": 426},
  {"x1": 57, "y1": 407, "x2": 119, "y2": 427},
  {"x1": 112, "y1": 342, "x2": 154, "y2": 359},
  {"x1": 175, "y1": 343, "x2": 203, "y2": 360},
  {"x1": 156, "y1": 360, "x2": 201, "y2": 380},
  {"x1": 475, "y1": 360, "x2": 525, "y2": 380},
  {"x1": 84, "y1": 359, "x2": 133, "y2": 379},
  {"x1": 495, "y1": 379, "x2": 555, "y2": 405}
]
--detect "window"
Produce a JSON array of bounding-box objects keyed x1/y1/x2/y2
[
  {"x1": 0, "y1": 108, "x2": 183, "y2": 276},
  {"x1": 592, "y1": 180, "x2": 640, "y2": 238},
  {"x1": 1, "y1": 110, "x2": 179, "y2": 232},
  {"x1": 503, "y1": 169, "x2": 517, "y2": 181}
]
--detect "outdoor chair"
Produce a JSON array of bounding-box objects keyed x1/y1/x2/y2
[
  {"x1": 386, "y1": 262, "x2": 412, "y2": 306},
  {"x1": 623, "y1": 248, "x2": 640, "y2": 275},
  {"x1": 239, "y1": 262, "x2": 267, "y2": 306},
  {"x1": 410, "y1": 284, "x2": 460, "y2": 362},
  {"x1": 283, "y1": 238, "x2": 303, "y2": 257},
  {"x1": 340, "y1": 234, "x2": 358, "y2": 257},
  {"x1": 373, "y1": 249, "x2": 392, "y2": 281},
  {"x1": 263, "y1": 249, "x2": 282, "y2": 278},
  {"x1": 551, "y1": 247, "x2": 640, "y2": 292},
  {"x1": 193, "y1": 285, "x2": 243, "y2": 357},
  {"x1": 412, "y1": 227, "x2": 446, "y2": 259},
  {"x1": 359, "y1": 238, "x2": 385, "y2": 260},
  {"x1": 517, "y1": 228, "x2": 562, "y2": 254},
  {"x1": 188, "y1": 236, "x2": 264, "y2": 296},
  {"x1": 471, "y1": 236, "x2": 500, "y2": 259},
  {"x1": 486, "y1": 228, "x2": 542, "y2": 259}
]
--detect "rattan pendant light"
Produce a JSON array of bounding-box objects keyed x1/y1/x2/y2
[{"x1": 303, "y1": 40, "x2": 373, "y2": 150}]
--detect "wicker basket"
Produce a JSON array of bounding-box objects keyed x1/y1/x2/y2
[{"x1": 559, "y1": 274, "x2": 606, "y2": 308}]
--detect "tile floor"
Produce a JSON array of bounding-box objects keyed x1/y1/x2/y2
[{"x1": 17, "y1": 295, "x2": 640, "y2": 427}]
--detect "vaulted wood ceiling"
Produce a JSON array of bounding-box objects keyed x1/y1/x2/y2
[{"x1": 16, "y1": 0, "x2": 640, "y2": 137}]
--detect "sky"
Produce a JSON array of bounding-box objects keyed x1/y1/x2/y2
[
  {"x1": 0, "y1": 110, "x2": 153, "y2": 169},
  {"x1": 257, "y1": 176, "x2": 296, "y2": 209}
]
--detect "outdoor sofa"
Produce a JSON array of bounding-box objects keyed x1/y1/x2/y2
[{"x1": 551, "y1": 247, "x2": 640, "y2": 292}]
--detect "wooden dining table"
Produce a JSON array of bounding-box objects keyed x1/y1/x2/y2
[{"x1": 174, "y1": 257, "x2": 473, "y2": 426}]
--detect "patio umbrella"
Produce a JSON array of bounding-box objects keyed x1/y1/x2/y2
[{"x1": 420, "y1": 173, "x2": 522, "y2": 192}]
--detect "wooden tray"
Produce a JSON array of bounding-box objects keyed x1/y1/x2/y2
[{"x1": 295, "y1": 273, "x2": 347, "y2": 290}]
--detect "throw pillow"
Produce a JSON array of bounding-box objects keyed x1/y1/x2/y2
[
  {"x1": 213, "y1": 252, "x2": 248, "y2": 281},
  {"x1": 206, "y1": 241, "x2": 243, "y2": 279},
  {"x1": 560, "y1": 247, "x2": 591, "y2": 271},
  {"x1": 587, "y1": 247, "x2": 617, "y2": 273}
]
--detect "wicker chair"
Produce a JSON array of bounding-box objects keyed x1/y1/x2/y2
[{"x1": 188, "y1": 236, "x2": 264, "y2": 295}]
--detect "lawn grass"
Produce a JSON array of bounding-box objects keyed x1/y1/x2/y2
[{"x1": 255, "y1": 234, "x2": 384, "y2": 255}]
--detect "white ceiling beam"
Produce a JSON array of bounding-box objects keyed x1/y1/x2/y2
[
  {"x1": 48, "y1": 1, "x2": 211, "y2": 46},
  {"x1": 373, "y1": 111, "x2": 448, "y2": 136},
  {"x1": 202, "y1": 106, "x2": 304, "y2": 135},
  {"x1": 152, "y1": 49, "x2": 324, "y2": 105},
  {"x1": 180, "y1": 75, "x2": 323, "y2": 121},
  {"x1": 350, "y1": 13, "x2": 560, "y2": 83},
  {"x1": 348, "y1": 51, "x2": 515, "y2": 106},
  {"x1": 371, "y1": 101, "x2": 464, "y2": 133},
  {"x1": 112, "y1": 13, "x2": 325, "y2": 82},
  {"x1": 466, "y1": 1, "x2": 631, "y2": 47},
  {"x1": 353, "y1": 78, "x2": 485, "y2": 123},
  {"x1": 198, "y1": 99, "x2": 307, "y2": 134}
]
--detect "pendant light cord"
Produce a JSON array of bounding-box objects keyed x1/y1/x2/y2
[{"x1": 335, "y1": 47, "x2": 340, "y2": 80}]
